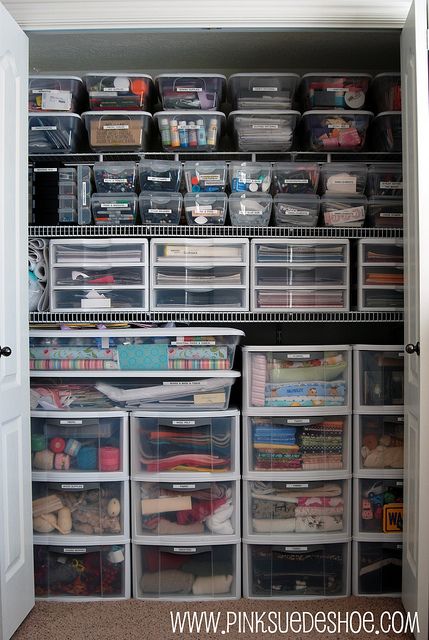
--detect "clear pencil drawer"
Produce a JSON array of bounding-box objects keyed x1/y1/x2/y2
[
  {"x1": 50, "y1": 239, "x2": 147, "y2": 264},
  {"x1": 354, "y1": 414, "x2": 404, "y2": 475},
  {"x1": 150, "y1": 288, "x2": 248, "y2": 311},
  {"x1": 34, "y1": 543, "x2": 130, "y2": 600},
  {"x1": 357, "y1": 239, "x2": 404, "y2": 311},
  {"x1": 49, "y1": 288, "x2": 147, "y2": 312},
  {"x1": 151, "y1": 238, "x2": 249, "y2": 265},
  {"x1": 252, "y1": 239, "x2": 349, "y2": 264},
  {"x1": 133, "y1": 542, "x2": 240, "y2": 600},
  {"x1": 352, "y1": 540, "x2": 402, "y2": 597},
  {"x1": 354, "y1": 477, "x2": 403, "y2": 538},
  {"x1": 353, "y1": 345, "x2": 404, "y2": 411}
]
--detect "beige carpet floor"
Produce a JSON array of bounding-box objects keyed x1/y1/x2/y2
[{"x1": 13, "y1": 597, "x2": 414, "y2": 640}]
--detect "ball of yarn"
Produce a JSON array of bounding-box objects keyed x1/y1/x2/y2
[
  {"x1": 33, "y1": 449, "x2": 54, "y2": 471},
  {"x1": 76, "y1": 446, "x2": 97, "y2": 470},
  {"x1": 49, "y1": 437, "x2": 66, "y2": 454},
  {"x1": 31, "y1": 434, "x2": 46, "y2": 452},
  {"x1": 99, "y1": 446, "x2": 120, "y2": 472}
]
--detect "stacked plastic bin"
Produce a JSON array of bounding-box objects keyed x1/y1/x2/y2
[
  {"x1": 129, "y1": 328, "x2": 243, "y2": 600},
  {"x1": 352, "y1": 345, "x2": 404, "y2": 597},
  {"x1": 370, "y1": 73, "x2": 402, "y2": 152},
  {"x1": 242, "y1": 345, "x2": 352, "y2": 599},
  {"x1": 357, "y1": 238, "x2": 404, "y2": 311}
]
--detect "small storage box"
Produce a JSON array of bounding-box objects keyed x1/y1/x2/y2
[
  {"x1": 84, "y1": 73, "x2": 153, "y2": 110},
  {"x1": 133, "y1": 542, "x2": 240, "y2": 600},
  {"x1": 371, "y1": 112, "x2": 402, "y2": 152},
  {"x1": 321, "y1": 195, "x2": 367, "y2": 227},
  {"x1": 31, "y1": 411, "x2": 128, "y2": 479},
  {"x1": 320, "y1": 163, "x2": 368, "y2": 196},
  {"x1": 243, "y1": 541, "x2": 350, "y2": 599},
  {"x1": 354, "y1": 414, "x2": 404, "y2": 475},
  {"x1": 93, "y1": 162, "x2": 137, "y2": 193},
  {"x1": 228, "y1": 73, "x2": 300, "y2": 110},
  {"x1": 139, "y1": 192, "x2": 182, "y2": 225},
  {"x1": 138, "y1": 160, "x2": 182, "y2": 192},
  {"x1": 34, "y1": 542, "x2": 130, "y2": 600},
  {"x1": 243, "y1": 345, "x2": 352, "y2": 413},
  {"x1": 371, "y1": 73, "x2": 401, "y2": 112},
  {"x1": 272, "y1": 162, "x2": 320, "y2": 195},
  {"x1": 184, "y1": 192, "x2": 227, "y2": 226},
  {"x1": 50, "y1": 288, "x2": 146, "y2": 312},
  {"x1": 300, "y1": 73, "x2": 372, "y2": 111},
  {"x1": 353, "y1": 539, "x2": 402, "y2": 596},
  {"x1": 354, "y1": 477, "x2": 403, "y2": 538},
  {"x1": 154, "y1": 111, "x2": 225, "y2": 151},
  {"x1": 156, "y1": 74, "x2": 226, "y2": 110},
  {"x1": 273, "y1": 194, "x2": 320, "y2": 227},
  {"x1": 82, "y1": 111, "x2": 151, "y2": 152},
  {"x1": 32, "y1": 480, "x2": 129, "y2": 541},
  {"x1": 243, "y1": 414, "x2": 351, "y2": 476},
  {"x1": 77, "y1": 165, "x2": 93, "y2": 225},
  {"x1": 132, "y1": 478, "x2": 240, "y2": 542},
  {"x1": 367, "y1": 197, "x2": 403, "y2": 228},
  {"x1": 131, "y1": 409, "x2": 240, "y2": 477},
  {"x1": 353, "y1": 345, "x2": 404, "y2": 411},
  {"x1": 91, "y1": 193, "x2": 138, "y2": 225},
  {"x1": 229, "y1": 193, "x2": 272, "y2": 227},
  {"x1": 29, "y1": 75, "x2": 87, "y2": 113},
  {"x1": 229, "y1": 162, "x2": 271, "y2": 193},
  {"x1": 184, "y1": 161, "x2": 227, "y2": 193},
  {"x1": 29, "y1": 112, "x2": 86, "y2": 154},
  {"x1": 228, "y1": 110, "x2": 299, "y2": 151},
  {"x1": 302, "y1": 110, "x2": 372, "y2": 151},
  {"x1": 367, "y1": 163, "x2": 403, "y2": 197},
  {"x1": 357, "y1": 239, "x2": 404, "y2": 311}
]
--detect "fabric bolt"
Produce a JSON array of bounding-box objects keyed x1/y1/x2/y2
[
  {"x1": 30, "y1": 359, "x2": 119, "y2": 371},
  {"x1": 168, "y1": 359, "x2": 230, "y2": 370},
  {"x1": 29, "y1": 347, "x2": 117, "y2": 361},
  {"x1": 251, "y1": 354, "x2": 267, "y2": 406}
]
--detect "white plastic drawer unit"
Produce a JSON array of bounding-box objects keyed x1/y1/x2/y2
[
  {"x1": 243, "y1": 541, "x2": 350, "y2": 599},
  {"x1": 353, "y1": 414, "x2": 404, "y2": 476},
  {"x1": 132, "y1": 478, "x2": 240, "y2": 544},
  {"x1": 353, "y1": 477, "x2": 403, "y2": 540},
  {"x1": 243, "y1": 345, "x2": 352, "y2": 414},
  {"x1": 243, "y1": 414, "x2": 351, "y2": 477},
  {"x1": 250, "y1": 239, "x2": 350, "y2": 312},
  {"x1": 243, "y1": 479, "x2": 351, "y2": 540},
  {"x1": 357, "y1": 239, "x2": 404, "y2": 311},
  {"x1": 150, "y1": 238, "x2": 249, "y2": 311},
  {"x1": 352, "y1": 539, "x2": 402, "y2": 597},
  {"x1": 130, "y1": 410, "x2": 240, "y2": 478},
  {"x1": 32, "y1": 480, "x2": 129, "y2": 543},
  {"x1": 31, "y1": 411, "x2": 128, "y2": 480},
  {"x1": 353, "y1": 345, "x2": 404, "y2": 411},
  {"x1": 29, "y1": 327, "x2": 243, "y2": 374},
  {"x1": 49, "y1": 238, "x2": 149, "y2": 312},
  {"x1": 133, "y1": 542, "x2": 240, "y2": 601},
  {"x1": 34, "y1": 542, "x2": 130, "y2": 600}
]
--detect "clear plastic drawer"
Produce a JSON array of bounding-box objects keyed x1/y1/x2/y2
[
  {"x1": 253, "y1": 289, "x2": 348, "y2": 312},
  {"x1": 353, "y1": 540, "x2": 402, "y2": 597},
  {"x1": 151, "y1": 287, "x2": 248, "y2": 311},
  {"x1": 228, "y1": 162, "x2": 272, "y2": 194},
  {"x1": 360, "y1": 289, "x2": 404, "y2": 311},
  {"x1": 138, "y1": 159, "x2": 182, "y2": 192},
  {"x1": 300, "y1": 73, "x2": 372, "y2": 111},
  {"x1": 184, "y1": 161, "x2": 227, "y2": 193},
  {"x1": 49, "y1": 239, "x2": 147, "y2": 265},
  {"x1": 151, "y1": 238, "x2": 249, "y2": 265},
  {"x1": 50, "y1": 288, "x2": 147, "y2": 312},
  {"x1": 184, "y1": 192, "x2": 227, "y2": 226},
  {"x1": 252, "y1": 239, "x2": 349, "y2": 265},
  {"x1": 152, "y1": 265, "x2": 247, "y2": 287},
  {"x1": 319, "y1": 163, "x2": 368, "y2": 195},
  {"x1": 51, "y1": 265, "x2": 146, "y2": 288},
  {"x1": 353, "y1": 414, "x2": 404, "y2": 475},
  {"x1": 354, "y1": 477, "x2": 403, "y2": 538},
  {"x1": 254, "y1": 265, "x2": 347, "y2": 287},
  {"x1": 353, "y1": 345, "x2": 404, "y2": 411}
]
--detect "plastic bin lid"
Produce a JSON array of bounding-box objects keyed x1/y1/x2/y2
[
  {"x1": 130, "y1": 408, "x2": 240, "y2": 417},
  {"x1": 139, "y1": 191, "x2": 183, "y2": 201},
  {"x1": 367, "y1": 196, "x2": 403, "y2": 203},
  {"x1": 29, "y1": 111, "x2": 83, "y2": 120},
  {"x1": 352, "y1": 343, "x2": 404, "y2": 350},
  {"x1": 29, "y1": 75, "x2": 85, "y2": 84},
  {"x1": 368, "y1": 163, "x2": 402, "y2": 172},
  {"x1": 84, "y1": 72, "x2": 153, "y2": 80},
  {"x1": 229, "y1": 192, "x2": 272, "y2": 201},
  {"x1": 229, "y1": 72, "x2": 300, "y2": 80},
  {"x1": 81, "y1": 110, "x2": 152, "y2": 119},
  {"x1": 302, "y1": 109, "x2": 374, "y2": 117},
  {"x1": 228, "y1": 109, "x2": 300, "y2": 119},
  {"x1": 153, "y1": 110, "x2": 226, "y2": 121},
  {"x1": 321, "y1": 162, "x2": 369, "y2": 172},
  {"x1": 185, "y1": 192, "x2": 227, "y2": 201},
  {"x1": 241, "y1": 344, "x2": 352, "y2": 352},
  {"x1": 274, "y1": 193, "x2": 320, "y2": 202},
  {"x1": 29, "y1": 327, "x2": 245, "y2": 338},
  {"x1": 155, "y1": 73, "x2": 226, "y2": 83},
  {"x1": 301, "y1": 72, "x2": 373, "y2": 79}
]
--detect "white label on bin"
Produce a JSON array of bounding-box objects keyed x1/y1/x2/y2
[
  {"x1": 287, "y1": 353, "x2": 311, "y2": 359},
  {"x1": 41, "y1": 90, "x2": 72, "y2": 111},
  {"x1": 176, "y1": 87, "x2": 202, "y2": 92},
  {"x1": 326, "y1": 176, "x2": 357, "y2": 194},
  {"x1": 61, "y1": 484, "x2": 84, "y2": 489},
  {"x1": 60, "y1": 420, "x2": 83, "y2": 425},
  {"x1": 199, "y1": 174, "x2": 221, "y2": 182},
  {"x1": 284, "y1": 546, "x2": 308, "y2": 551},
  {"x1": 283, "y1": 179, "x2": 309, "y2": 184},
  {"x1": 397, "y1": 417, "x2": 404, "y2": 422},
  {"x1": 103, "y1": 124, "x2": 129, "y2": 130},
  {"x1": 239, "y1": 210, "x2": 262, "y2": 216},
  {"x1": 327, "y1": 123, "x2": 350, "y2": 129},
  {"x1": 100, "y1": 202, "x2": 130, "y2": 209},
  {"x1": 171, "y1": 340, "x2": 216, "y2": 346},
  {"x1": 380, "y1": 212, "x2": 403, "y2": 218},
  {"x1": 104, "y1": 178, "x2": 128, "y2": 183},
  {"x1": 398, "y1": 353, "x2": 404, "y2": 357},
  {"x1": 253, "y1": 86, "x2": 278, "y2": 92},
  {"x1": 172, "y1": 420, "x2": 196, "y2": 425},
  {"x1": 396, "y1": 481, "x2": 403, "y2": 486},
  {"x1": 82, "y1": 181, "x2": 87, "y2": 206},
  {"x1": 286, "y1": 483, "x2": 309, "y2": 488},
  {"x1": 287, "y1": 419, "x2": 310, "y2": 424},
  {"x1": 31, "y1": 125, "x2": 57, "y2": 131},
  {"x1": 148, "y1": 176, "x2": 171, "y2": 182},
  {"x1": 174, "y1": 547, "x2": 197, "y2": 552},
  {"x1": 103, "y1": 87, "x2": 120, "y2": 92},
  {"x1": 34, "y1": 167, "x2": 58, "y2": 173},
  {"x1": 149, "y1": 208, "x2": 173, "y2": 214},
  {"x1": 326, "y1": 88, "x2": 347, "y2": 93},
  {"x1": 251, "y1": 124, "x2": 279, "y2": 129},
  {"x1": 63, "y1": 548, "x2": 87, "y2": 553},
  {"x1": 163, "y1": 381, "x2": 201, "y2": 386},
  {"x1": 282, "y1": 209, "x2": 311, "y2": 216},
  {"x1": 380, "y1": 181, "x2": 403, "y2": 190},
  {"x1": 173, "y1": 484, "x2": 195, "y2": 489},
  {"x1": 178, "y1": 123, "x2": 200, "y2": 130}
]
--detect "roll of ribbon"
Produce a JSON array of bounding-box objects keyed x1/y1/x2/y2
[
  {"x1": 99, "y1": 446, "x2": 120, "y2": 472},
  {"x1": 31, "y1": 433, "x2": 46, "y2": 452},
  {"x1": 49, "y1": 437, "x2": 66, "y2": 454},
  {"x1": 77, "y1": 446, "x2": 98, "y2": 470}
]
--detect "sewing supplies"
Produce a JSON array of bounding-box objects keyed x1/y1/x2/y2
[
  {"x1": 301, "y1": 73, "x2": 372, "y2": 110},
  {"x1": 302, "y1": 110, "x2": 373, "y2": 151},
  {"x1": 49, "y1": 437, "x2": 66, "y2": 453},
  {"x1": 100, "y1": 447, "x2": 121, "y2": 472},
  {"x1": 91, "y1": 193, "x2": 138, "y2": 225},
  {"x1": 64, "y1": 438, "x2": 81, "y2": 456},
  {"x1": 28, "y1": 75, "x2": 87, "y2": 113}
]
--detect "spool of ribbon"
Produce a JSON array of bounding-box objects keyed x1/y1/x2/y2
[{"x1": 99, "y1": 446, "x2": 120, "y2": 472}]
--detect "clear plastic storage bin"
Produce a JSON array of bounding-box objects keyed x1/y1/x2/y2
[
  {"x1": 32, "y1": 480, "x2": 128, "y2": 541},
  {"x1": 229, "y1": 193, "x2": 272, "y2": 227},
  {"x1": 272, "y1": 162, "x2": 320, "y2": 195},
  {"x1": 302, "y1": 110, "x2": 372, "y2": 151},
  {"x1": 354, "y1": 414, "x2": 404, "y2": 475},
  {"x1": 321, "y1": 195, "x2": 367, "y2": 227},
  {"x1": 50, "y1": 289, "x2": 146, "y2": 311},
  {"x1": 367, "y1": 163, "x2": 403, "y2": 197},
  {"x1": 243, "y1": 345, "x2": 352, "y2": 413},
  {"x1": 29, "y1": 112, "x2": 86, "y2": 154},
  {"x1": 228, "y1": 73, "x2": 300, "y2": 110},
  {"x1": 320, "y1": 163, "x2": 368, "y2": 195},
  {"x1": 154, "y1": 111, "x2": 225, "y2": 151},
  {"x1": 156, "y1": 74, "x2": 226, "y2": 110},
  {"x1": 357, "y1": 239, "x2": 404, "y2": 311},
  {"x1": 371, "y1": 73, "x2": 401, "y2": 112},
  {"x1": 184, "y1": 192, "x2": 227, "y2": 226},
  {"x1": 91, "y1": 193, "x2": 138, "y2": 225},
  {"x1": 131, "y1": 409, "x2": 240, "y2": 477},
  {"x1": 353, "y1": 345, "x2": 404, "y2": 411},
  {"x1": 184, "y1": 161, "x2": 227, "y2": 192},
  {"x1": 243, "y1": 414, "x2": 351, "y2": 477},
  {"x1": 371, "y1": 112, "x2": 402, "y2": 152},
  {"x1": 300, "y1": 73, "x2": 372, "y2": 110},
  {"x1": 139, "y1": 192, "x2": 182, "y2": 225},
  {"x1": 84, "y1": 73, "x2": 153, "y2": 110},
  {"x1": 243, "y1": 541, "x2": 350, "y2": 599},
  {"x1": 138, "y1": 160, "x2": 182, "y2": 192},
  {"x1": 34, "y1": 542, "x2": 130, "y2": 600},
  {"x1": 93, "y1": 162, "x2": 137, "y2": 193},
  {"x1": 352, "y1": 539, "x2": 402, "y2": 596},
  {"x1": 354, "y1": 477, "x2": 403, "y2": 538},
  {"x1": 132, "y1": 478, "x2": 240, "y2": 542},
  {"x1": 229, "y1": 162, "x2": 271, "y2": 193},
  {"x1": 228, "y1": 110, "x2": 299, "y2": 151},
  {"x1": 82, "y1": 111, "x2": 151, "y2": 152},
  {"x1": 273, "y1": 194, "x2": 320, "y2": 227},
  {"x1": 31, "y1": 411, "x2": 128, "y2": 479},
  {"x1": 367, "y1": 197, "x2": 403, "y2": 227},
  {"x1": 133, "y1": 542, "x2": 240, "y2": 600},
  {"x1": 29, "y1": 75, "x2": 87, "y2": 113}
]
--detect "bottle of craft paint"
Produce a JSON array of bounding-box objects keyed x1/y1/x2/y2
[
  {"x1": 160, "y1": 118, "x2": 171, "y2": 147},
  {"x1": 207, "y1": 118, "x2": 218, "y2": 147},
  {"x1": 188, "y1": 121, "x2": 198, "y2": 147},
  {"x1": 179, "y1": 121, "x2": 189, "y2": 148},
  {"x1": 169, "y1": 119, "x2": 180, "y2": 148},
  {"x1": 197, "y1": 119, "x2": 207, "y2": 147}
]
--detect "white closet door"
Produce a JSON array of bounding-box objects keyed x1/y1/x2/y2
[
  {"x1": 401, "y1": 0, "x2": 429, "y2": 636},
  {"x1": 0, "y1": 2, "x2": 34, "y2": 639}
]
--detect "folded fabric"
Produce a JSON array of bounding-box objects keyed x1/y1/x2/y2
[
  {"x1": 168, "y1": 346, "x2": 228, "y2": 360},
  {"x1": 168, "y1": 359, "x2": 230, "y2": 370},
  {"x1": 30, "y1": 359, "x2": 118, "y2": 371},
  {"x1": 142, "y1": 518, "x2": 205, "y2": 535},
  {"x1": 265, "y1": 381, "x2": 346, "y2": 398},
  {"x1": 251, "y1": 482, "x2": 342, "y2": 500},
  {"x1": 192, "y1": 574, "x2": 233, "y2": 596},
  {"x1": 251, "y1": 354, "x2": 267, "y2": 406},
  {"x1": 252, "y1": 518, "x2": 296, "y2": 533},
  {"x1": 29, "y1": 346, "x2": 117, "y2": 361},
  {"x1": 141, "y1": 570, "x2": 194, "y2": 594},
  {"x1": 297, "y1": 496, "x2": 343, "y2": 506},
  {"x1": 295, "y1": 506, "x2": 344, "y2": 517},
  {"x1": 269, "y1": 360, "x2": 347, "y2": 383},
  {"x1": 205, "y1": 503, "x2": 234, "y2": 535},
  {"x1": 252, "y1": 514, "x2": 343, "y2": 533},
  {"x1": 141, "y1": 453, "x2": 230, "y2": 473},
  {"x1": 252, "y1": 499, "x2": 296, "y2": 519}
]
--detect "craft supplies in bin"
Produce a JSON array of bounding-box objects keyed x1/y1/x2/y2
[
  {"x1": 84, "y1": 73, "x2": 153, "y2": 110},
  {"x1": 354, "y1": 414, "x2": 404, "y2": 475},
  {"x1": 29, "y1": 112, "x2": 86, "y2": 154},
  {"x1": 184, "y1": 161, "x2": 227, "y2": 193},
  {"x1": 371, "y1": 112, "x2": 402, "y2": 152},
  {"x1": 93, "y1": 162, "x2": 137, "y2": 193},
  {"x1": 320, "y1": 195, "x2": 367, "y2": 227},
  {"x1": 271, "y1": 162, "x2": 320, "y2": 195},
  {"x1": 229, "y1": 162, "x2": 271, "y2": 193},
  {"x1": 91, "y1": 193, "x2": 138, "y2": 225},
  {"x1": 58, "y1": 168, "x2": 77, "y2": 224},
  {"x1": 138, "y1": 160, "x2": 182, "y2": 192},
  {"x1": 228, "y1": 110, "x2": 299, "y2": 151},
  {"x1": 29, "y1": 75, "x2": 87, "y2": 113},
  {"x1": 82, "y1": 111, "x2": 151, "y2": 152},
  {"x1": 371, "y1": 73, "x2": 401, "y2": 112},
  {"x1": 367, "y1": 164, "x2": 403, "y2": 197},
  {"x1": 184, "y1": 192, "x2": 227, "y2": 226},
  {"x1": 353, "y1": 345, "x2": 404, "y2": 411},
  {"x1": 156, "y1": 74, "x2": 226, "y2": 110},
  {"x1": 153, "y1": 111, "x2": 225, "y2": 151},
  {"x1": 273, "y1": 194, "x2": 320, "y2": 227},
  {"x1": 320, "y1": 163, "x2": 368, "y2": 195},
  {"x1": 353, "y1": 540, "x2": 402, "y2": 597},
  {"x1": 300, "y1": 73, "x2": 372, "y2": 110},
  {"x1": 367, "y1": 197, "x2": 403, "y2": 227},
  {"x1": 354, "y1": 477, "x2": 403, "y2": 537},
  {"x1": 228, "y1": 73, "x2": 300, "y2": 110},
  {"x1": 229, "y1": 193, "x2": 272, "y2": 227},
  {"x1": 139, "y1": 192, "x2": 182, "y2": 225},
  {"x1": 302, "y1": 111, "x2": 372, "y2": 151}
]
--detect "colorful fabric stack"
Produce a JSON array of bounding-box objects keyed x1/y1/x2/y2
[
  {"x1": 300, "y1": 420, "x2": 344, "y2": 470},
  {"x1": 252, "y1": 422, "x2": 302, "y2": 470}
]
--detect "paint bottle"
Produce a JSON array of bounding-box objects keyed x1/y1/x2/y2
[
  {"x1": 169, "y1": 119, "x2": 180, "y2": 148},
  {"x1": 160, "y1": 118, "x2": 171, "y2": 148},
  {"x1": 179, "y1": 121, "x2": 189, "y2": 148},
  {"x1": 188, "y1": 122, "x2": 198, "y2": 147},
  {"x1": 197, "y1": 119, "x2": 207, "y2": 147},
  {"x1": 207, "y1": 118, "x2": 218, "y2": 147}
]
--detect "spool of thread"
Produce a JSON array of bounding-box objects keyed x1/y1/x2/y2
[
  {"x1": 99, "y1": 446, "x2": 120, "y2": 472},
  {"x1": 76, "y1": 446, "x2": 97, "y2": 470},
  {"x1": 54, "y1": 453, "x2": 71, "y2": 471},
  {"x1": 49, "y1": 437, "x2": 66, "y2": 454},
  {"x1": 31, "y1": 434, "x2": 46, "y2": 452},
  {"x1": 64, "y1": 439, "x2": 81, "y2": 457}
]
